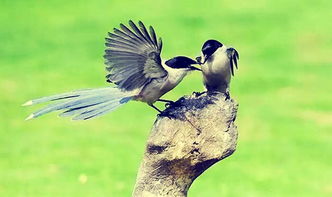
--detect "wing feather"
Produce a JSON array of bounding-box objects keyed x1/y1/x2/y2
[
  {"x1": 128, "y1": 20, "x2": 152, "y2": 45},
  {"x1": 158, "y1": 37, "x2": 163, "y2": 51},
  {"x1": 138, "y1": 21, "x2": 154, "y2": 46},
  {"x1": 104, "y1": 21, "x2": 167, "y2": 91},
  {"x1": 119, "y1": 24, "x2": 145, "y2": 44},
  {"x1": 107, "y1": 32, "x2": 139, "y2": 47},
  {"x1": 105, "y1": 38, "x2": 140, "y2": 50},
  {"x1": 148, "y1": 25, "x2": 158, "y2": 47}
]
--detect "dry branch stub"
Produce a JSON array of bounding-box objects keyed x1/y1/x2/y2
[{"x1": 133, "y1": 92, "x2": 238, "y2": 197}]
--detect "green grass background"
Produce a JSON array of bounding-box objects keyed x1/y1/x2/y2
[{"x1": 1, "y1": 0, "x2": 331, "y2": 196}]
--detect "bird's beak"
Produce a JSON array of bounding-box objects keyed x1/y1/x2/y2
[
  {"x1": 195, "y1": 56, "x2": 202, "y2": 65},
  {"x1": 195, "y1": 55, "x2": 208, "y2": 65},
  {"x1": 202, "y1": 54, "x2": 209, "y2": 64},
  {"x1": 189, "y1": 65, "x2": 202, "y2": 71}
]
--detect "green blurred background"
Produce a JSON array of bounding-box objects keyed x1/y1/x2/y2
[{"x1": 1, "y1": 0, "x2": 331, "y2": 196}]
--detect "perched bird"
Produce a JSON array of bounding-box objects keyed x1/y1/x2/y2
[
  {"x1": 23, "y1": 20, "x2": 200, "y2": 120},
  {"x1": 196, "y1": 39, "x2": 239, "y2": 95}
]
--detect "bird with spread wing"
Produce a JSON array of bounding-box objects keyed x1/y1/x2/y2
[{"x1": 23, "y1": 20, "x2": 200, "y2": 120}]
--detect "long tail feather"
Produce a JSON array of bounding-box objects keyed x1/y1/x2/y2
[
  {"x1": 23, "y1": 88, "x2": 113, "y2": 106},
  {"x1": 72, "y1": 99, "x2": 122, "y2": 120},
  {"x1": 59, "y1": 102, "x2": 107, "y2": 117},
  {"x1": 24, "y1": 87, "x2": 134, "y2": 120}
]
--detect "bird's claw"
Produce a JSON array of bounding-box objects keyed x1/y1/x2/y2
[
  {"x1": 159, "y1": 112, "x2": 178, "y2": 119},
  {"x1": 165, "y1": 101, "x2": 175, "y2": 108},
  {"x1": 224, "y1": 92, "x2": 230, "y2": 100},
  {"x1": 194, "y1": 91, "x2": 206, "y2": 97}
]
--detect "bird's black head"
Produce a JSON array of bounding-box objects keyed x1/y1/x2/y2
[
  {"x1": 165, "y1": 56, "x2": 201, "y2": 71},
  {"x1": 200, "y1": 39, "x2": 223, "y2": 64}
]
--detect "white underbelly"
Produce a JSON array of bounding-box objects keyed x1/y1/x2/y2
[
  {"x1": 136, "y1": 69, "x2": 188, "y2": 104},
  {"x1": 202, "y1": 50, "x2": 231, "y2": 92}
]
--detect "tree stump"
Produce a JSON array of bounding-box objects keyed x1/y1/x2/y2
[{"x1": 133, "y1": 92, "x2": 238, "y2": 197}]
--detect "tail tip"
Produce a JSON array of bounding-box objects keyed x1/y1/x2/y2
[
  {"x1": 25, "y1": 114, "x2": 35, "y2": 121},
  {"x1": 22, "y1": 100, "x2": 33, "y2": 106}
]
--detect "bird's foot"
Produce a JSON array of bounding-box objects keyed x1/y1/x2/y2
[
  {"x1": 224, "y1": 92, "x2": 230, "y2": 100},
  {"x1": 158, "y1": 111, "x2": 178, "y2": 119},
  {"x1": 149, "y1": 104, "x2": 162, "y2": 113},
  {"x1": 193, "y1": 91, "x2": 206, "y2": 97},
  {"x1": 165, "y1": 101, "x2": 176, "y2": 108},
  {"x1": 166, "y1": 100, "x2": 186, "y2": 108}
]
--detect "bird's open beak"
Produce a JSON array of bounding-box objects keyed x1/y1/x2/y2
[
  {"x1": 195, "y1": 56, "x2": 202, "y2": 65},
  {"x1": 189, "y1": 65, "x2": 202, "y2": 71},
  {"x1": 195, "y1": 55, "x2": 208, "y2": 65},
  {"x1": 202, "y1": 54, "x2": 209, "y2": 64},
  {"x1": 199, "y1": 54, "x2": 209, "y2": 64}
]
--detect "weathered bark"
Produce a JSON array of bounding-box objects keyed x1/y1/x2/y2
[{"x1": 133, "y1": 92, "x2": 238, "y2": 197}]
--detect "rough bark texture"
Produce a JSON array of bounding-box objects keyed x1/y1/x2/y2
[{"x1": 133, "y1": 92, "x2": 238, "y2": 197}]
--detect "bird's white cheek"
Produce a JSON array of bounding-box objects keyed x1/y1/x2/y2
[{"x1": 203, "y1": 52, "x2": 230, "y2": 75}]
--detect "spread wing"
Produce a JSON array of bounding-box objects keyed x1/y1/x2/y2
[{"x1": 104, "y1": 20, "x2": 167, "y2": 91}]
